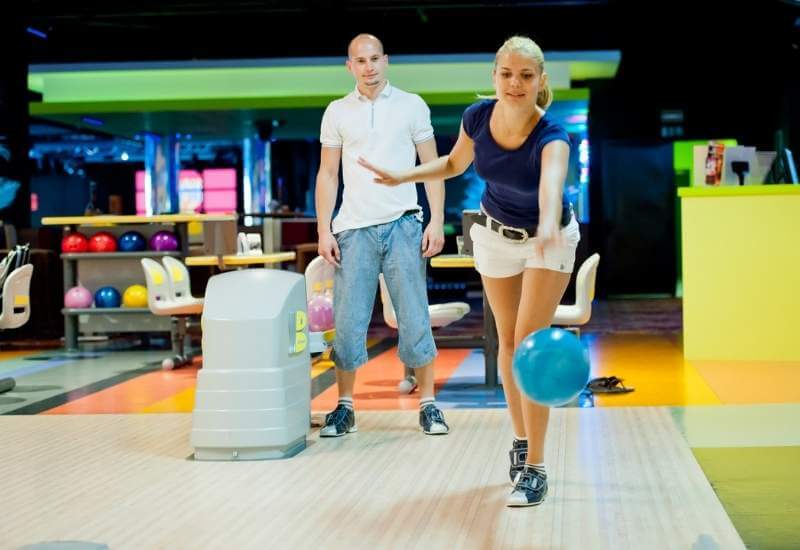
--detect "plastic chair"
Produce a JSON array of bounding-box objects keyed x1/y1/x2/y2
[
  {"x1": 161, "y1": 256, "x2": 204, "y2": 308},
  {"x1": 552, "y1": 253, "x2": 600, "y2": 331},
  {"x1": 0, "y1": 264, "x2": 33, "y2": 331},
  {"x1": 378, "y1": 274, "x2": 470, "y2": 330},
  {"x1": 141, "y1": 258, "x2": 203, "y2": 370},
  {"x1": 378, "y1": 273, "x2": 471, "y2": 394},
  {"x1": 0, "y1": 263, "x2": 33, "y2": 395}
]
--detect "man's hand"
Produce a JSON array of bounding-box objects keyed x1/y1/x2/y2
[
  {"x1": 318, "y1": 231, "x2": 341, "y2": 267},
  {"x1": 422, "y1": 221, "x2": 445, "y2": 258}
]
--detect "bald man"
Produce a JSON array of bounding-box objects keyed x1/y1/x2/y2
[{"x1": 315, "y1": 34, "x2": 449, "y2": 437}]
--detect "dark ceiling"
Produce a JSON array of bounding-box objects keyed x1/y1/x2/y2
[
  {"x1": 27, "y1": 1, "x2": 621, "y2": 63},
  {"x1": 20, "y1": 1, "x2": 800, "y2": 150},
  {"x1": 26, "y1": 1, "x2": 798, "y2": 66}
]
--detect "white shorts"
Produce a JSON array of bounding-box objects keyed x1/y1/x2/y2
[{"x1": 469, "y1": 213, "x2": 580, "y2": 278}]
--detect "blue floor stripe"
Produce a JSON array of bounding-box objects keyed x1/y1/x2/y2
[
  {"x1": 436, "y1": 350, "x2": 507, "y2": 409},
  {"x1": 1, "y1": 354, "x2": 102, "y2": 380}
]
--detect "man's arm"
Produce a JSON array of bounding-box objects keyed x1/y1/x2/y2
[
  {"x1": 315, "y1": 146, "x2": 343, "y2": 266},
  {"x1": 416, "y1": 139, "x2": 445, "y2": 258}
]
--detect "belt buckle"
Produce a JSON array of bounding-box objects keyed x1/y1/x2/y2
[{"x1": 499, "y1": 224, "x2": 528, "y2": 243}]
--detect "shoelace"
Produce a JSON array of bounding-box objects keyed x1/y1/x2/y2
[
  {"x1": 423, "y1": 405, "x2": 446, "y2": 426},
  {"x1": 326, "y1": 406, "x2": 351, "y2": 427}
]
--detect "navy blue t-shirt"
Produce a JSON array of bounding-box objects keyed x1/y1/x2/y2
[{"x1": 462, "y1": 99, "x2": 571, "y2": 228}]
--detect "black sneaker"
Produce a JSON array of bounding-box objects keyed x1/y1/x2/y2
[
  {"x1": 319, "y1": 404, "x2": 357, "y2": 437},
  {"x1": 419, "y1": 404, "x2": 449, "y2": 435},
  {"x1": 509, "y1": 439, "x2": 528, "y2": 485},
  {"x1": 507, "y1": 466, "x2": 548, "y2": 507}
]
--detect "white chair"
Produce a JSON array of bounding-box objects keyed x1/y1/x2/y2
[
  {"x1": 0, "y1": 264, "x2": 33, "y2": 331},
  {"x1": 141, "y1": 258, "x2": 203, "y2": 370},
  {"x1": 378, "y1": 274, "x2": 470, "y2": 330},
  {"x1": 0, "y1": 263, "x2": 33, "y2": 395},
  {"x1": 162, "y1": 256, "x2": 204, "y2": 309},
  {"x1": 378, "y1": 273, "x2": 471, "y2": 394},
  {"x1": 552, "y1": 253, "x2": 600, "y2": 331},
  {"x1": 304, "y1": 255, "x2": 335, "y2": 301}
]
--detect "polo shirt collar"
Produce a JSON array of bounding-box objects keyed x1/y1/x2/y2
[{"x1": 354, "y1": 81, "x2": 393, "y2": 101}]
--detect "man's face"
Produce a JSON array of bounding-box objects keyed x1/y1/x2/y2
[{"x1": 347, "y1": 38, "x2": 388, "y2": 89}]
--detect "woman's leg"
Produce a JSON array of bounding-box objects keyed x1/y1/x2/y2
[
  {"x1": 514, "y1": 267, "x2": 571, "y2": 464},
  {"x1": 480, "y1": 273, "x2": 524, "y2": 436}
]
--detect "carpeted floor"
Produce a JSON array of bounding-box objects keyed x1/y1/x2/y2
[{"x1": 369, "y1": 298, "x2": 683, "y2": 339}]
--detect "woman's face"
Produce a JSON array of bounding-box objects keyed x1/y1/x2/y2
[{"x1": 493, "y1": 52, "x2": 543, "y2": 108}]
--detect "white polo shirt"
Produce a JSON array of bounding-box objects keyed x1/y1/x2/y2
[{"x1": 320, "y1": 82, "x2": 435, "y2": 234}]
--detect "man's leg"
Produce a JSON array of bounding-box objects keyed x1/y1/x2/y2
[
  {"x1": 320, "y1": 226, "x2": 381, "y2": 437},
  {"x1": 382, "y1": 214, "x2": 446, "y2": 434}
]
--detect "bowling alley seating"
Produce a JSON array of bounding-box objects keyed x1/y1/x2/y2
[
  {"x1": 161, "y1": 256, "x2": 205, "y2": 307},
  {"x1": 552, "y1": 253, "x2": 601, "y2": 334},
  {"x1": 377, "y1": 273, "x2": 471, "y2": 393},
  {"x1": 0, "y1": 246, "x2": 34, "y2": 395},
  {"x1": 378, "y1": 274, "x2": 470, "y2": 330},
  {"x1": 141, "y1": 258, "x2": 203, "y2": 370}
]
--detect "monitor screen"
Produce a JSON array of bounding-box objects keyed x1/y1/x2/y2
[{"x1": 135, "y1": 168, "x2": 237, "y2": 214}]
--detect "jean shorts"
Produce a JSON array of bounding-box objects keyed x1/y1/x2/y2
[{"x1": 333, "y1": 213, "x2": 437, "y2": 371}]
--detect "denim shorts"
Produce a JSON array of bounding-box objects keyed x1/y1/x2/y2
[{"x1": 333, "y1": 213, "x2": 437, "y2": 371}]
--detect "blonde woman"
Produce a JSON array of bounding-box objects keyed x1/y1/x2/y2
[{"x1": 359, "y1": 36, "x2": 579, "y2": 507}]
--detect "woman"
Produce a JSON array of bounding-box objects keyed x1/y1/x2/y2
[{"x1": 358, "y1": 35, "x2": 579, "y2": 507}]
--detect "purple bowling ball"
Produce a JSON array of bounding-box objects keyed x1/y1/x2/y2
[
  {"x1": 64, "y1": 286, "x2": 93, "y2": 308},
  {"x1": 149, "y1": 230, "x2": 180, "y2": 252},
  {"x1": 308, "y1": 295, "x2": 334, "y2": 332}
]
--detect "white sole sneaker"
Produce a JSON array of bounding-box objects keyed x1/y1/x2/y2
[
  {"x1": 319, "y1": 424, "x2": 358, "y2": 437},
  {"x1": 421, "y1": 422, "x2": 449, "y2": 435},
  {"x1": 506, "y1": 492, "x2": 545, "y2": 507}
]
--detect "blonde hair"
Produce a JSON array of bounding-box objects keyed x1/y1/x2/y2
[{"x1": 485, "y1": 35, "x2": 552, "y2": 109}]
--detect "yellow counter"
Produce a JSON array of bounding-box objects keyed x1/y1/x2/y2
[{"x1": 678, "y1": 184, "x2": 800, "y2": 360}]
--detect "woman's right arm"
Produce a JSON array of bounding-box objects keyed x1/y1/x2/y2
[{"x1": 359, "y1": 122, "x2": 475, "y2": 185}]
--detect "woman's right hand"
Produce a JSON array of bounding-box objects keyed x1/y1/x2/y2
[
  {"x1": 318, "y1": 231, "x2": 341, "y2": 267},
  {"x1": 358, "y1": 157, "x2": 406, "y2": 186},
  {"x1": 533, "y1": 220, "x2": 564, "y2": 259}
]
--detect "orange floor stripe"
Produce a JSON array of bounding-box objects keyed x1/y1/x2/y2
[
  {"x1": 311, "y1": 348, "x2": 471, "y2": 412},
  {"x1": 142, "y1": 359, "x2": 337, "y2": 414},
  {"x1": 37, "y1": 333, "x2": 788, "y2": 414},
  {"x1": 140, "y1": 386, "x2": 198, "y2": 413},
  {"x1": 44, "y1": 365, "x2": 200, "y2": 415},
  {"x1": 0, "y1": 350, "x2": 44, "y2": 361},
  {"x1": 589, "y1": 334, "x2": 721, "y2": 407},
  {"x1": 692, "y1": 360, "x2": 800, "y2": 404}
]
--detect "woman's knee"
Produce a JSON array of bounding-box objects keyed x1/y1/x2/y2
[{"x1": 498, "y1": 332, "x2": 516, "y2": 355}]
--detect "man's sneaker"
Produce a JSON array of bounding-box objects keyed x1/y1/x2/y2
[
  {"x1": 419, "y1": 404, "x2": 449, "y2": 435},
  {"x1": 509, "y1": 439, "x2": 528, "y2": 485},
  {"x1": 507, "y1": 466, "x2": 548, "y2": 507},
  {"x1": 319, "y1": 404, "x2": 357, "y2": 437}
]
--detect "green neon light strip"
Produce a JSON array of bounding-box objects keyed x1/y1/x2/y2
[
  {"x1": 29, "y1": 61, "x2": 614, "y2": 104},
  {"x1": 30, "y1": 89, "x2": 590, "y2": 115}
]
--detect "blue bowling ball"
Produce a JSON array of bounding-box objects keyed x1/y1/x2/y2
[
  {"x1": 94, "y1": 286, "x2": 122, "y2": 308},
  {"x1": 512, "y1": 327, "x2": 591, "y2": 407},
  {"x1": 118, "y1": 231, "x2": 147, "y2": 252}
]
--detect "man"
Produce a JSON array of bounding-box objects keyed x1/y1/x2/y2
[{"x1": 315, "y1": 33, "x2": 448, "y2": 437}]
